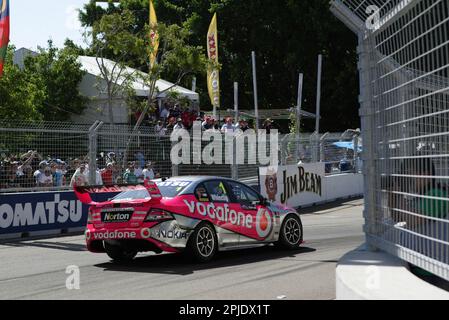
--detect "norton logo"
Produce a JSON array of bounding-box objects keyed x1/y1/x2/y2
[
  {"x1": 102, "y1": 212, "x2": 131, "y2": 223},
  {"x1": 256, "y1": 208, "x2": 272, "y2": 239}
]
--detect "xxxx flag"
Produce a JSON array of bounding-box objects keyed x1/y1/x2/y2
[
  {"x1": 149, "y1": 0, "x2": 159, "y2": 68},
  {"x1": 0, "y1": 0, "x2": 10, "y2": 77},
  {"x1": 207, "y1": 13, "x2": 220, "y2": 109}
]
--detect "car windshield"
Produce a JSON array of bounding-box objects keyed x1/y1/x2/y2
[
  {"x1": 156, "y1": 180, "x2": 191, "y2": 198},
  {"x1": 112, "y1": 180, "x2": 192, "y2": 200}
]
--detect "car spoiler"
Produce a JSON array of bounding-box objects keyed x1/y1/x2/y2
[{"x1": 73, "y1": 180, "x2": 162, "y2": 205}]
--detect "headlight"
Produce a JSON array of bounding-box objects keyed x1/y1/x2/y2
[{"x1": 144, "y1": 209, "x2": 174, "y2": 222}]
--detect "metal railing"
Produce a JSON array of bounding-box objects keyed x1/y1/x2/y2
[
  {"x1": 331, "y1": 0, "x2": 449, "y2": 281},
  {"x1": 0, "y1": 121, "x2": 361, "y2": 193}
]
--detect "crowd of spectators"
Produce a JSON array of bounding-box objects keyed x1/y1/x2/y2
[
  {"x1": 0, "y1": 150, "x2": 161, "y2": 190},
  {"x1": 147, "y1": 101, "x2": 276, "y2": 135},
  {"x1": 0, "y1": 100, "x2": 279, "y2": 190}
]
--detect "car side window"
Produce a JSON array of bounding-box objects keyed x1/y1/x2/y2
[
  {"x1": 228, "y1": 181, "x2": 260, "y2": 204},
  {"x1": 204, "y1": 180, "x2": 230, "y2": 203},
  {"x1": 194, "y1": 184, "x2": 210, "y2": 202}
]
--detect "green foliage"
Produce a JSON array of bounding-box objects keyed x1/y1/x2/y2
[
  {"x1": 79, "y1": 0, "x2": 359, "y2": 132},
  {"x1": 0, "y1": 46, "x2": 45, "y2": 121},
  {"x1": 23, "y1": 40, "x2": 88, "y2": 121}
]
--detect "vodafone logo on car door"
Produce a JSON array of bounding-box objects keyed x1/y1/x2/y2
[{"x1": 255, "y1": 208, "x2": 273, "y2": 239}]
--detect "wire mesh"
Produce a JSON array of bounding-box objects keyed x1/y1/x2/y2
[
  {"x1": 332, "y1": 0, "x2": 449, "y2": 280},
  {"x1": 0, "y1": 121, "x2": 360, "y2": 193}
]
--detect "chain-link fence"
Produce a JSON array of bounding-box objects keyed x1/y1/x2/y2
[
  {"x1": 0, "y1": 120, "x2": 362, "y2": 193},
  {"x1": 331, "y1": 0, "x2": 449, "y2": 280}
]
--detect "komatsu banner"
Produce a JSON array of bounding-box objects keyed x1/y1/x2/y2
[
  {"x1": 0, "y1": 190, "x2": 117, "y2": 236},
  {"x1": 259, "y1": 163, "x2": 363, "y2": 208}
]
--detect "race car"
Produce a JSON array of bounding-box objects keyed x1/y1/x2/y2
[{"x1": 74, "y1": 176, "x2": 303, "y2": 263}]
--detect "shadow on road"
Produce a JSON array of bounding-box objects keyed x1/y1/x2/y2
[
  {"x1": 298, "y1": 196, "x2": 363, "y2": 215},
  {"x1": 1, "y1": 240, "x2": 86, "y2": 252},
  {"x1": 94, "y1": 245, "x2": 317, "y2": 276}
]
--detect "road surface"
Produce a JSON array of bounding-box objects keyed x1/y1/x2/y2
[{"x1": 0, "y1": 198, "x2": 364, "y2": 300}]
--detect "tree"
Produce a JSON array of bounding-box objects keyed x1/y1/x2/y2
[
  {"x1": 23, "y1": 40, "x2": 88, "y2": 122},
  {"x1": 79, "y1": 0, "x2": 360, "y2": 132},
  {"x1": 0, "y1": 46, "x2": 45, "y2": 122},
  {"x1": 122, "y1": 21, "x2": 207, "y2": 165},
  {"x1": 82, "y1": 5, "x2": 207, "y2": 165},
  {"x1": 84, "y1": 9, "x2": 144, "y2": 127}
]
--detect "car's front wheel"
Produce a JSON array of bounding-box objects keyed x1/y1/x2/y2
[
  {"x1": 104, "y1": 241, "x2": 138, "y2": 263},
  {"x1": 187, "y1": 222, "x2": 218, "y2": 263},
  {"x1": 277, "y1": 214, "x2": 303, "y2": 249}
]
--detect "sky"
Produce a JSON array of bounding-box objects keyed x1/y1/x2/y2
[{"x1": 10, "y1": 0, "x2": 95, "y2": 50}]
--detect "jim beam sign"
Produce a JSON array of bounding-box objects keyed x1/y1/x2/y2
[{"x1": 260, "y1": 163, "x2": 325, "y2": 207}]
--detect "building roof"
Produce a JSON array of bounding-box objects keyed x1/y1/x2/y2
[{"x1": 77, "y1": 56, "x2": 199, "y2": 101}]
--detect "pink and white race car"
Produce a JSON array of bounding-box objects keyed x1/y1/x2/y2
[{"x1": 74, "y1": 176, "x2": 303, "y2": 263}]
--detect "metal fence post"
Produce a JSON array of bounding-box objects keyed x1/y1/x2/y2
[
  {"x1": 88, "y1": 121, "x2": 103, "y2": 185},
  {"x1": 320, "y1": 132, "x2": 329, "y2": 162},
  {"x1": 171, "y1": 142, "x2": 178, "y2": 178},
  {"x1": 231, "y1": 135, "x2": 238, "y2": 180}
]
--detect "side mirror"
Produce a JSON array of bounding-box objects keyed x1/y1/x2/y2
[{"x1": 253, "y1": 197, "x2": 268, "y2": 206}]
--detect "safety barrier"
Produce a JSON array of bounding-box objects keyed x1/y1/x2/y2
[
  {"x1": 0, "y1": 190, "x2": 119, "y2": 240},
  {"x1": 259, "y1": 163, "x2": 363, "y2": 208}
]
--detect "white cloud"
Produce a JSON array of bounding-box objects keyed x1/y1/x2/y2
[{"x1": 65, "y1": 5, "x2": 82, "y2": 31}]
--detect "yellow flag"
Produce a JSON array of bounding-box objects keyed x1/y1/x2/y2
[
  {"x1": 149, "y1": 0, "x2": 159, "y2": 68},
  {"x1": 207, "y1": 13, "x2": 220, "y2": 110}
]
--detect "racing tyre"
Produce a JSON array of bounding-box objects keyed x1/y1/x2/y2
[
  {"x1": 104, "y1": 241, "x2": 138, "y2": 263},
  {"x1": 277, "y1": 214, "x2": 303, "y2": 249},
  {"x1": 186, "y1": 222, "x2": 218, "y2": 263}
]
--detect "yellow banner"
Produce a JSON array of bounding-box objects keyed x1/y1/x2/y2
[
  {"x1": 207, "y1": 13, "x2": 220, "y2": 109},
  {"x1": 149, "y1": 0, "x2": 159, "y2": 68}
]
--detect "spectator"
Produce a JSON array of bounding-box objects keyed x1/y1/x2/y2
[
  {"x1": 38, "y1": 166, "x2": 53, "y2": 187},
  {"x1": 174, "y1": 118, "x2": 185, "y2": 130},
  {"x1": 66, "y1": 159, "x2": 80, "y2": 180},
  {"x1": 5, "y1": 161, "x2": 20, "y2": 188},
  {"x1": 142, "y1": 161, "x2": 155, "y2": 181},
  {"x1": 101, "y1": 163, "x2": 114, "y2": 185},
  {"x1": 70, "y1": 163, "x2": 88, "y2": 187},
  {"x1": 238, "y1": 119, "x2": 250, "y2": 132},
  {"x1": 16, "y1": 164, "x2": 34, "y2": 188},
  {"x1": 166, "y1": 117, "x2": 176, "y2": 132},
  {"x1": 262, "y1": 118, "x2": 274, "y2": 134},
  {"x1": 135, "y1": 150, "x2": 145, "y2": 170},
  {"x1": 386, "y1": 158, "x2": 448, "y2": 276},
  {"x1": 154, "y1": 120, "x2": 166, "y2": 136},
  {"x1": 202, "y1": 116, "x2": 214, "y2": 130},
  {"x1": 123, "y1": 162, "x2": 138, "y2": 185},
  {"x1": 51, "y1": 162, "x2": 64, "y2": 187},
  {"x1": 34, "y1": 160, "x2": 49, "y2": 186},
  {"x1": 221, "y1": 117, "x2": 237, "y2": 134},
  {"x1": 84, "y1": 164, "x2": 103, "y2": 185},
  {"x1": 160, "y1": 103, "x2": 170, "y2": 121}
]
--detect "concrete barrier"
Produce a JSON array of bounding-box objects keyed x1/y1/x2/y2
[
  {"x1": 336, "y1": 244, "x2": 449, "y2": 300},
  {"x1": 259, "y1": 163, "x2": 363, "y2": 208}
]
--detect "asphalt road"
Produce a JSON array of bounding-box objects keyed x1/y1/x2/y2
[{"x1": 0, "y1": 198, "x2": 364, "y2": 300}]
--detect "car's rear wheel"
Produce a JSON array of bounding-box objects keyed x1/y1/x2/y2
[
  {"x1": 277, "y1": 214, "x2": 303, "y2": 249},
  {"x1": 187, "y1": 222, "x2": 218, "y2": 263},
  {"x1": 104, "y1": 241, "x2": 138, "y2": 262}
]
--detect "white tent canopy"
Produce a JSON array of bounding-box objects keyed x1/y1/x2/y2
[{"x1": 77, "y1": 56, "x2": 199, "y2": 101}]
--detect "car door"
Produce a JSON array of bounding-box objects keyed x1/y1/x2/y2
[
  {"x1": 200, "y1": 180, "x2": 240, "y2": 248},
  {"x1": 226, "y1": 181, "x2": 275, "y2": 245}
]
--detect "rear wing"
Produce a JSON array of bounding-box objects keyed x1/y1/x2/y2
[
  {"x1": 73, "y1": 181, "x2": 161, "y2": 205},
  {"x1": 144, "y1": 179, "x2": 162, "y2": 198}
]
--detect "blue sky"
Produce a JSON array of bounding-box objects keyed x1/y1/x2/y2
[{"x1": 10, "y1": 0, "x2": 94, "y2": 50}]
